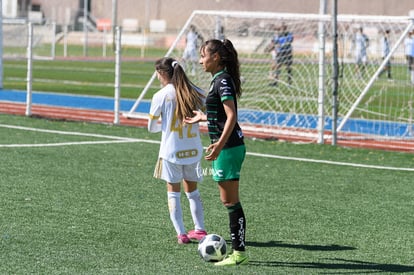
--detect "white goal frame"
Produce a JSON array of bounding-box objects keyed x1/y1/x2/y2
[{"x1": 125, "y1": 10, "x2": 414, "y2": 145}]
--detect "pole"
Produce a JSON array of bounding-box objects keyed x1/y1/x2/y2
[
  {"x1": 111, "y1": 0, "x2": 118, "y2": 50},
  {"x1": 64, "y1": 25, "x2": 68, "y2": 57},
  {"x1": 141, "y1": 0, "x2": 151, "y2": 58},
  {"x1": 337, "y1": 20, "x2": 414, "y2": 132},
  {"x1": 114, "y1": 26, "x2": 122, "y2": 124},
  {"x1": 0, "y1": 2, "x2": 3, "y2": 89},
  {"x1": 83, "y1": 0, "x2": 88, "y2": 56},
  {"x1": 51, "y1": 22, "x2": 56, "y2": 59},
  {"x1": 126, "y1": 11, "x2": 197, "y2": 116},
  {"x1": 331, "y1": 0, "x2": 339, "y2": 145},
  {"x1": 26, "y1": 23, "x2": 33, "y2": 116},
  {"x1": 103, "y1": 28, "x2": 107, "y2": 57},
  {"x1": 317, "y1": 0, "x2": 327, "y2": 144}
]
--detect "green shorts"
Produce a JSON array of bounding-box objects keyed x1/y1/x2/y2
[{"x1": 212, "y1": 144, "x2": 246, "y2": 182}]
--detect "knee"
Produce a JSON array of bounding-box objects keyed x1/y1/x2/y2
[{"x1": 221, "y1": 199, "x2": 237, "y2": 208}]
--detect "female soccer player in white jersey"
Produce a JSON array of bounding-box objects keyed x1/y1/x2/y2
[
  {"x1": 148, "y1": 57, "x2": 207, "y2": 244},
  {"x1": 184, "y1": 39, "x2": 248, "y2": 266}
]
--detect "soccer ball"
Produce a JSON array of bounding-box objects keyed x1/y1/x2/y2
[{"x1": 197, "y1": 234, "x2": 227, "y2": 262}]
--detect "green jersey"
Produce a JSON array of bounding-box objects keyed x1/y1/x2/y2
[{"x1": 206, "y1": 70, "x2": 244, "y2": 149}]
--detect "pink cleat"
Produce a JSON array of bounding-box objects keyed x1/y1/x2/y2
[
  {"x1": 188, "y1": 230, "x2": 208, "y2": 241},
  {"x1": 177, "y1": 234, "x2": 191, "y2": 244}
]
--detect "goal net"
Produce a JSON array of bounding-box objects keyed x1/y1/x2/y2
[
  {"x1": 3, "y1": 20, "x2": 57, "y2": 60},
  {"x1": 126, "y1": 10, "x2": 414, "y2": 146}
]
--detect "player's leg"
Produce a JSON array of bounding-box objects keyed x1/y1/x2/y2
[
  {"x1": 269, "y1": 50, "x2": 277, "y2": 79},
  {"x1": 167, "y1": 182, "x2": 190, "y2": 244},
  {"x1": 410, "y1": 57, "x2": 414, "y2": 84},
  {"x1": 183, "y1": 162, "x2": 207, "y2": 240},
  {"x1": 387, "y1": 60, "x2": 392, "y2": 79},
  {"x1": 406, "y1": 55, "x2": 412, "y2": 72},
  {"x1": 360, "y1": 55, "x2": 368, "y2": 77},
  {"x1": 218, "y1": 180, "x2": 246, "y2": 252},
  {"x1": 355, "y1": 54, "x2": 362, "y2": 76},
  {"x1": 181, "y1": 50, "x2": 188, "y2": 72},
  {"x1": 214, "y1": 180, "x2": 248, "y2": 266},
  {"x1": 161, "y1": 160, "x2": 190, "y2": 244},
  {"x1": 378, "y1": 57, "x2": 386, "y2": 78},
  {"x1": 212, "y1": 145, "x2": 248, "y2": 266},
  {"x1": 270, "y1": 56, "x2": 282, "y2": 86},
  {"x1": 189, "y1": 50, "x2": 198, "y2": 76},
  {"x1": 286, "y1": 52, "x2": 293, "y2": 85},
  {"x1": 411, "y1": 66, "x2": 414, "y2": 84}
]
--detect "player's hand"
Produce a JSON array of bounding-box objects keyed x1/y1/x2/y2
[
  {"x1": 205, "y1": 143, "x2": 219, "y2": 161},
  {"x1": 205, "y1": 142, "x2": 224, "y2": 161},
  {"x1": 184, "y1": 110, "x2": 206, "y2": 124}
]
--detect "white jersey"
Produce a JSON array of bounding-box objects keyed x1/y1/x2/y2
[{"x1": 148, "y1": 83, "x2": 204, "y2": 165}]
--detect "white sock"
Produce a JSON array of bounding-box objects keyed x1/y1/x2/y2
[
  {"x1": 411, "y1": 71, "x2": 414, "y2": 84},
  {"x1": 167, "y1": 192, "x2": 186, "y2": 235},
  {"x1": 186, "y1": 189, "x2": 205, "y2": 231}
]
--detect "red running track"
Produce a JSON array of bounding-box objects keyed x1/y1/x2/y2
[{"x1": 1, "y1": 102, "x2": 413, "y2": 153}]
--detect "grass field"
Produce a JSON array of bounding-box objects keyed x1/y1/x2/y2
[
  {"x1": 0, "y1": 113, "x2": 413, "y2": 274},
  {"x1": 3, "y1": 58, "x2": 156, "y2": 99}
]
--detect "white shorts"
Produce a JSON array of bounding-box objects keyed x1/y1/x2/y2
[{"x1": 153, "y1": 158, "x2": 203, "y2": 183}]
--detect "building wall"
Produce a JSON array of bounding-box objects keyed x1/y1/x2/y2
[{"x1": 36, "y1": 0, "x2": 414, "y2": 29}]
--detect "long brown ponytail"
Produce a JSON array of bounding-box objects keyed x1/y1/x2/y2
[{"x1": 155, "y1": 57, "x2": 204, "y2": 122}]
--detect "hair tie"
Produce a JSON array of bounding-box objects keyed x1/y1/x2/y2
[{"x1": 172, "y1": 61, "x2": 178, "y2": 68}]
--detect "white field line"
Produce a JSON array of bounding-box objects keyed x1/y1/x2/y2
[
  {"x1": 0, "y1": 123, "x2": 160, "y2": 145},
  {"x1": 0, "y1": 140, "x2": 139, "y2": 148},
  {"x1": 247, "y1": 152, "x2": 414, "y2": 172},
  {"x1": 0, "y1": 123, "x2": 413, "y2": 172}
]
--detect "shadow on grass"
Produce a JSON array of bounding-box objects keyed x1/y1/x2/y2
[
  {"x1": 246, "y1": 240, "x2": 356, "y2": 251},
  {"x1": 249, "y1": 258, "x2": 414, "y2": 273}
]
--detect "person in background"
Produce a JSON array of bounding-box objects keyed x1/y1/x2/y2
[
  {"x1": 265, "y1": 25, "x2": 280, "y2": 80},
  {"x1": 404, "y1": 30, "x2": 413, "y2": 73},
  {"x1": 410, "y1": 32, "x2": 414, "y2": 84},
  {"x1": 184, "y1": 39, "x2": 248, "y2": 266},
  {"x1": 148, "y1": 57, "x2": 207, "y2": 244},
  {"x1": 269, "y1": 23, "x2": 294, "y2": 86},
  {"x1": 182, "y1": 25, "x2": 204, "y2": 76},
  {"x1": 378, "y1": 29, "x2": 392, "y2": 80},
  {"x1": 351, "y1": 27, "x2": 370, "y2": 78},
  {"x1": 404, "y1": 30, "x2": 414, "y2": 84}
]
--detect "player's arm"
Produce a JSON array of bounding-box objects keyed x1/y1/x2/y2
[
  {"x1": 148, "y1": 93, "x2": 162, "y2": 133},
  {"x1": 148, "y1": 114, "x2": 161, "y2": 133},
  {"x1": 216, "y1": 99, "x2": 237, "y2": 146}
]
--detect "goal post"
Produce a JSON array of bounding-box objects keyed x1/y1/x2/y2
[
  {"x1": 126, "y1": 10, "x2": 414, "y2": 146},
  {"x1": 124, "y1": 10, "x2": 330, "y2": 134},
  {"x1": 337, "y1": 19, "x2": 414, "y2": 132},
  {"x1": 126, "y1": 11, "x2": 200, "y2": 116}
]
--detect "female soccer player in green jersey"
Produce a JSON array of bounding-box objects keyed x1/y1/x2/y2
[{"x1": 184, "y1": 39, "x2": 248, "y2": 266}]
